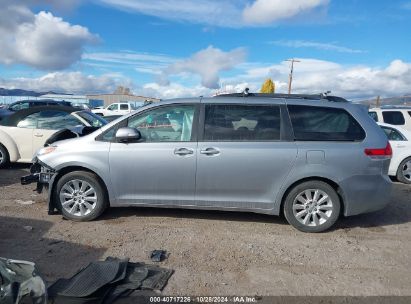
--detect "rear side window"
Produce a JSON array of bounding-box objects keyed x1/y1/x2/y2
[
  {"x1": 382, "y1": 111, "x2": 405, "y2": 125},
  {"x1": 204, "y1": 105, "x2": 281, "y2": 141},
  {"x1": 288, "y1": 105, "x2": 365, "y2": 141},
  {"x1": 120, "y1": 104, "x2": 128, "y2": 110},
  {"x1": 368, "y1": 111, "x2": 378, "y2": 122},
  {"x1": 381, "y1": 126, "x2": 405, "y2": 141},
  {"x1": 408, "y1": 111, "x2": 411, "y2": 118}
]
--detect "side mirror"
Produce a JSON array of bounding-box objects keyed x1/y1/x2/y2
[{"x1": 115, "y1": 127, "x2": 141, "y2": 143}]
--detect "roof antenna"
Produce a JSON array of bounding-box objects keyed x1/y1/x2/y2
[{"x1": 242, "y1": 88, "x2": 250, "y2": 97}]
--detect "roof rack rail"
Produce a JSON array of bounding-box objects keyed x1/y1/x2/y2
[{"x1": 214, "y1": 89, "x2": 349, "y2": 103}]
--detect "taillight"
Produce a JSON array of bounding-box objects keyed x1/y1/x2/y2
[{"x1": 364, "y1": 142, "x2": 392, "y2": 158}]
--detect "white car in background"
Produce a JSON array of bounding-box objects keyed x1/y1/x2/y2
[
  {"x1": 0, "y1": 106, "x2": 106, "y2": 168},
  {"x1": 92, "y1": 102, "x2": 136, "y2": 117},
  {"x1": 378, "y1": 123, "x2": 411, "y2": 184},
  {"x1": 370, "y1": 107, "x2": 411, "y2": 131}
]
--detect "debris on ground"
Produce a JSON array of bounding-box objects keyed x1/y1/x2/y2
[
  {"x1": 15, "y1": 199, "x2": 36, "y2": 205},
  {"x1": 47, "y1": 240, "x2": 63, "y2": 246},
  {"x1": 48, "y1": 257, "x2": 173, "y2": 304},
  {"x1": 0, "y1": 257, "x2": 47, "y2": 304},
  {"x1": 22, "y1": 226, "x2": 33, "y2": 232},
  {"x1": 150, "y1": 250, "x2": 168, "y2": 262}
]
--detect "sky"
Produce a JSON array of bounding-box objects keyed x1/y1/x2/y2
[{"x1": 0, "y1": 0, "x2": 410, "y2": 100}]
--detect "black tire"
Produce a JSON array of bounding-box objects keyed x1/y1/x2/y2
[
  {"x1": 0, "y1": 144, "x2": 10, "y2": 169},
  {"x1": 396, "y1": 157, "x2": 411, "y2": 184},
  {"x1": 283, "y1": 181, "x2": 341, "y2": 233},
  {"x1": 54, "y1": 171, "x2": 108, "y2": 221}
]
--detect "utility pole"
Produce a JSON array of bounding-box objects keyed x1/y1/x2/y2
[
  {"x1": 286, "y1": 58, "x2": 300, "y2": 94},
  {"x1": 376, "y1": 95, "x2": 381, "y2": 108}
]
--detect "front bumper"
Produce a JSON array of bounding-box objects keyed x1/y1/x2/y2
[
  {"x1": 21, "y1": 160, "x2": 59, "y2": 215},
  {"x1": 21, "y1": 161, "x2": 55, "y2": 193}
]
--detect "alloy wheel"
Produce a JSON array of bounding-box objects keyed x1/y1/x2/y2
[
  {"x1": 59, "y1": 179, "x2": 98, "y2": 217},
  {"x1": 292, "y1": 189, "x2": 334, "y2": 227},
  {"x1": 402, "y1": 160, "x2": 411, "y2": 182}
]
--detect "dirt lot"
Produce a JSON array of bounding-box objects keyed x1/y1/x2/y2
[{"x1": 1, "y1": 164, "x2": 411, "y2": 296}]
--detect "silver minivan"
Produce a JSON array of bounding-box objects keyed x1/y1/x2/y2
[{"x1": 23, "y1": 94, "x2": 393, "y2": 232}]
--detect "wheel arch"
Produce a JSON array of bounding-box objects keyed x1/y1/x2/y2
[
  {"x1": 50, "y1": 165, "x2": 110, "y2": 208},
  {"x1": 278, "y1": 176, "x2": 345, "y2": 217}
]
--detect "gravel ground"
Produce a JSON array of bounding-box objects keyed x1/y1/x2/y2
[{"x1": 1, "y1": 164, "x2": 411, "y2": 296}]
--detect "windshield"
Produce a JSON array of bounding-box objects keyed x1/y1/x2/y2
[{"x1": 76, "y1": 111, "x2": 107, "y2": 127}]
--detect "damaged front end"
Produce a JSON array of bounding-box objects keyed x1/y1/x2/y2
[
  {"x1": 21, "y1": 159, "x2": 55, "y2": 194},
  {"x1": 21, "y1": 157, "x2": 58, "y2": 215}
]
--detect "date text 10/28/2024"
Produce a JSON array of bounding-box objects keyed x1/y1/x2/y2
[{"x1": 149, "y1": 296, "x2": 258, "y2": 303}]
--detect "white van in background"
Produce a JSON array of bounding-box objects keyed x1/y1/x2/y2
[{"x1": 369, "y1": 107, "x2": 411, "y2": 131}]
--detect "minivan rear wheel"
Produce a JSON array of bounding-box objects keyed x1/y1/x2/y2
[
  {"x1": 55, "y1": 171, "x2": 108, "y2": 221},
  {"x1": 396, "y1": 157, "x2": 411, "y2": 184},
  {"x1": 283, "y1": 181, "x2": 341, "y2": 233}
]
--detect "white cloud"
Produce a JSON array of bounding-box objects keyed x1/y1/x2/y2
[
  {"x1": 0, "y1": 72, "x2": 132, "y2": 94},
  {"x1": 83, "y1": 51, "x2": 176, "y2": 75},
  {"x1": 270, "y1": 40, "x2": 365, "y2": 53},
  {"x1": 139, "y1": 83, "x2": 212, "y2": 99},
  {"x1": 98, "y1": 0, "x2": 330, "y2": 27},
  {"x1": 161, "y1": 46, "x2": 247, "y2": 89},
  {"x1": 0, "y1": 1, "x2": 97, "y2": 70},
  {"x1": 243, "y1": 0, "x2": 329, "y2": 24},
  {"x1": 402, "y1": 2, "x2": 411, "y2": 10},
  {"x1": 222, "y1": 58, "x2": 411, "y2": 99},
  {"x1": 1, "y1": 59, "x2": 410, "y2": 100},
  {"x1": 99, "y1": 0, "x2": 244, "y2": 27}
]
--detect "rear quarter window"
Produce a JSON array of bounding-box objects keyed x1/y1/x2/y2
[
  {"x1": 382, "y1": 111, "x2": 405, "y2": 125},
  {"x1": 288, "y1": 105, "x2": 365, "y2": 141},
  {"x1": 368, "y1": 111, "x2": 378, "y2": 122}
]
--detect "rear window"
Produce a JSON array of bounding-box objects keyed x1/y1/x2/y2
[
  {"x1": 288, "y1": 105, "x2": 365, "y2": 141},
  {"x1": 382, "y1": 111, "x2": 405, "y2": 125}
]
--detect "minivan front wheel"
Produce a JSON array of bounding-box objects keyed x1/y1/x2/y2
[
  {"x1": 283, "y1": 181, "x2": 341, "y2": 233},
  {"x1": 55, "y1": 171, "x2": 108, "y2": 221}
]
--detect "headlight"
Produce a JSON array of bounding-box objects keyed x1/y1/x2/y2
[{"x1": 37, "y1": 146, "x2": 56, "y2": 156}]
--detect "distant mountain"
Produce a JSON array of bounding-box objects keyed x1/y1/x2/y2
[
  {"x1": 0, "y1": 88, "x2": 70, "y2": 97},
  {"x1": 357, "y1": 95, "x2": 411, "y2": 106}
]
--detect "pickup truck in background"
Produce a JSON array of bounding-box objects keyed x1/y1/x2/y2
[{"x1": 91, "y1": 102, "x2": 136, "y2": 117}]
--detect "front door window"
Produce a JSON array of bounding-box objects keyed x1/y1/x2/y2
[{"x1": 128, "y1": 105, "x2": 195, "y2": 142}]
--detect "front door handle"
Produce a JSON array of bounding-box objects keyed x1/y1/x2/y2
[
  {"x1": 200, "y1": 147, "x2": 220, "y2": 155},
  {"x1": 174, "y1": 148, "x2": 194, "y2": 156},
  {"x1": 34, "y1": 133, "x2": 43, "y2": 137}
]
